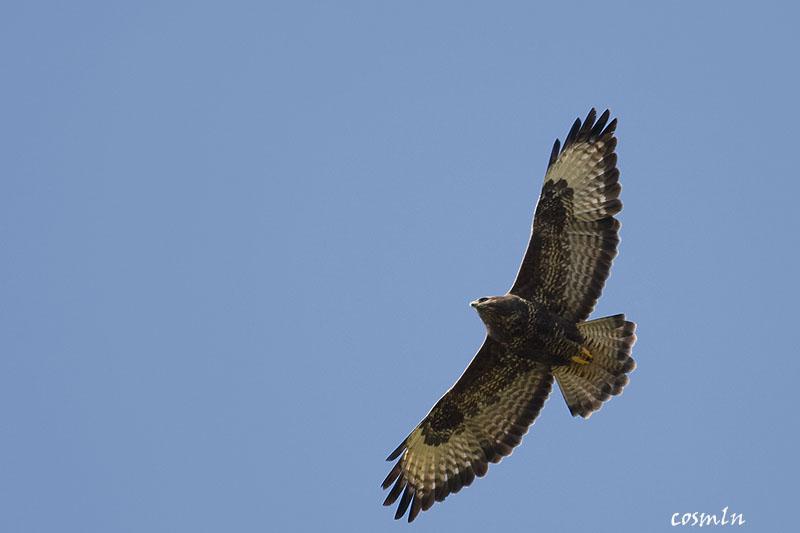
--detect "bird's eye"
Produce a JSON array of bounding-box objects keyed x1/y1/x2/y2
[{"x1": 478, "y1": 297, "x2": 489, "y2": 303}]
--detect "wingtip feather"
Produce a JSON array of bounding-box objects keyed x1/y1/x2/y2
[
  {"x1": 394, "y1": 485, "x2": 413, "y2": 520},
  {"x1": 386, "y1": 441, "x2": 406, "y2": 461}
]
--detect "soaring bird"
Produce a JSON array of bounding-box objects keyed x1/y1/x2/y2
[{"x1": 381, "y1": 109, "x2": 637, "y2": 522}]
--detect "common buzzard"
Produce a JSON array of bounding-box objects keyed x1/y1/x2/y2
[{"x1": 382, "y1": 109, "x2": 637, "y2": 522}]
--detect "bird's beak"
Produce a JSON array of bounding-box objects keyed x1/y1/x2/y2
[{"x1": 469, "y1": 300, "x2": 480, "y2": 308}]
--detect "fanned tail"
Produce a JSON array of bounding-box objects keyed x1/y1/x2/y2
[{"x1": 553, "y1": 314, "x2": 636, "y2": 418}]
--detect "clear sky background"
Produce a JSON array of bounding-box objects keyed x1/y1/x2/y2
[{"x1": 3, "y1": 2, "x2": 799, "y2": 532}]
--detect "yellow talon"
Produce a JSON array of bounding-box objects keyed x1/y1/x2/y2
[{"x1": 571, "y1": 346, "x2": 594, "y2": 365}]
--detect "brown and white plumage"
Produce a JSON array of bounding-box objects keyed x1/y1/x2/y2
[
  {"x1": 382, "y1": 338, "x2": 552, "y2": 521},
  {"x1": 554, "y1": 314, "x2": 636, "y2": 418},
  {"x1": 382, "y1": 109, "x2": 636, "y2": 522},
  {"x1": 511, "y1": 108, "x2": 621, "y2": 321}
]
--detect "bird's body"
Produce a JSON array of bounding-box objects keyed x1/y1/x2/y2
[
  {"x1": 472, "y1": 295, "x2": 584, "y2": 364},
  {"x1": 382, "y1": 109, "x2": 637, "y2": 522}
]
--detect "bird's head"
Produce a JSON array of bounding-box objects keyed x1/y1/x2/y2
[{"x1": 469, "y1": 294, "x2": 529, "y2": 343}]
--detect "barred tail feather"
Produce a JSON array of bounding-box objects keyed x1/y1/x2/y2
[{"x1": 553, "y1": 314, "x2": 636, "y2": 418}]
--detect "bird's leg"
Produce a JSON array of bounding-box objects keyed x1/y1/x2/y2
[{"x1": 571, "y1": 346, "x2": 594, "y2": 365}]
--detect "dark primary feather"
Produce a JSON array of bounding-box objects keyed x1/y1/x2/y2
[
  {"x1": 564, "y1": 117, "x2": 581, "y2": 147},
  {"x1": 511, "y1": 108, "x2": 622, "y2": 321},
  {"x1": 548, "y1": 139, "x2": 561, "y2": 168}
]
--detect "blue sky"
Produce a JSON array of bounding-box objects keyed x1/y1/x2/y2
[{"x1": 2, "y1": 2, "x2": 798, "y2": 532}]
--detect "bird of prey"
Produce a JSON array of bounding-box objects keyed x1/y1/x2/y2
[{"x1": 381, "y1": 109, "x2": 637, "y2": 522}]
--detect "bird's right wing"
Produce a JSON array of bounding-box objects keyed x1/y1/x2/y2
[
  {"x1": 510, "y1": 109, "x2": 622, "y2": 322},
  {"x1": 381, "y1": 338, "x2": 553, "y2": 522}
]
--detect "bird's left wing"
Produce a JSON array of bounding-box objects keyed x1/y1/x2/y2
[{"x1": 382, "y1": 338, "x2": 553, "y2": 522}]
